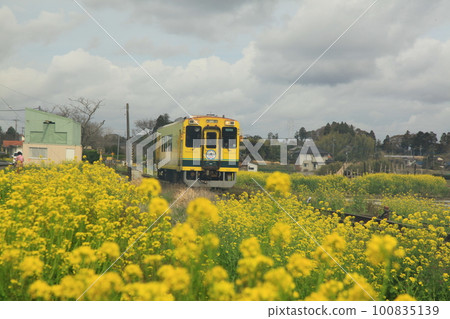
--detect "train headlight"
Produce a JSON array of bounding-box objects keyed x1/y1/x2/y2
[{"x1": 225, "y1": 120, "x2": 235, "y2": 126}]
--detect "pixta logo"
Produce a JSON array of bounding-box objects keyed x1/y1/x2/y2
[
  {"x1": 126, "y1": 132, "x2": 324, "y2": 172},
  {"x1": 126, "y1": 131, "x2": 171, "y2": 174},
  {"x1": 241, "y1": 138, "x2": 325, "y2": 166}
]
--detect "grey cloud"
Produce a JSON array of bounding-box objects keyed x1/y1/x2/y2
[
  {"x1": 83, "y1": 0, "x2": 279, "y2": 40},
  {"x1": 251, "y1": 0, "x2": 450, "y2": 86},
  {"x1": 124, "y1": 38, "x2": 189, "y2": 58},
  {"x1": 0, "y1": 6, "x2": 82, "y2": 63},
  {"x1": 364, "y1": 38, "x2": 450, "y2": 104}
]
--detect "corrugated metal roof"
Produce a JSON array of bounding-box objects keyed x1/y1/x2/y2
[{"x1": 2, "y1": 140, "x2": 23, "y2": 147}]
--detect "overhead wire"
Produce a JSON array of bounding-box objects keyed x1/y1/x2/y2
[{"x1": 0, "y1": 83, "x2": 56, "y2": 106}]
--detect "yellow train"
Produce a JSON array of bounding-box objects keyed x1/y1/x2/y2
[{"x1": 154, "y1": 114, "x2": 240, "y2": 187}]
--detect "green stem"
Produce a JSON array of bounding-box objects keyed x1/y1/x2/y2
[{"x1": 380, "y1": 259, "x2": 392, "y2": 300}]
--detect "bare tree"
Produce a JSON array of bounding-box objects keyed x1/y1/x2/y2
[
  {"x1": 132, "y1": 114, "x2": 172, "y2": 135},
  {"x1": 134, "y1": 118, "x2": 156, "y2": 135},
  {"x1": 56, "y1": 98, "x2": 105, "y2": 147}
]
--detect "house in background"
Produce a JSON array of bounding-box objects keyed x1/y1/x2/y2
[
  {"x1": 297, "y1": 151, "x2": 325, "y2": 171},
  {"x1": 23, "y1": 109, "x2": 82, "y2": 163},
  {"x1": 1, "y1": 139, "x2": 23, "y2": 156},
  {"x1": 239, "y1": 162, "x2": 258, "y2": 172},
  {"x1": 295, "y1": 144, "x2": 330, "y2": 172}
]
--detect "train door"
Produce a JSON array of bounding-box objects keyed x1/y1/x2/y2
[{"x1": 202, "y1": 128, "x2": 220, "y2": 169}]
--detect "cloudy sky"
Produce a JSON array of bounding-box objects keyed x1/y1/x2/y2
[{"x1": 0, "y1": 0, "x2": 449, "y2": 140}]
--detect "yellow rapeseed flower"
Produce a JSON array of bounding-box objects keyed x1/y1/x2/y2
[
  {"x1": 98, "y1": 242, "x2": 120, "y2": 260},
  {"x1": 365, "y1": 234, "x2": 398, "y2": 265},
  {"x1": 237, "y1": 254, "x2": 274, "y2": 286},
  {"x1": 263, "y1": 267, "x2": 295, "y2": 298},
  {"x1": 314, "y1": 233, "x2": 346, "y2": 264},
  {"x1": 239, "y1": 282, "x2": 279, "y2": 301},
  {"x1": 68, "y1": 246, "x2": 97, "y2": 266},
  {"x1": 394, "y1": 294, "x2": 416, "y2": 301},
  {"x1": 157, "y1": 265, "x2": 190, "y2": 294},
  {"x1": 137, "y1": 178, "x2": 161, "y2": 197},
  {"x1": 149, "y1": 197, "x2": 170, "y2": 216},
  {"x1": 19, "y1": 256, "x2": 44, "y2": 279},
  {"x1": 171, "y1": 223, "x2": 200, "y2": 264},
  {"x1": 201, "y1": 233, "x2": 220, "y2": 251},
  {"x1": 240, "y1": 237, "x2": 261, "y2": 258},
  {"x1": 269, "y1": 222, "x2": 292, "y2": 247},
  {"x1": 266, "y1": 171, "x2": 291, "y2": 195},
  {"x1": 121, "y1": 282, "x2": 174, "y2": 301},
  {"x1": 54, "y1": 269, "x2": 98, "y2": 300},
  {"x1": 186, "y1": 198, "x2": 219, "y2": 231},
  {"x1": 305, "y1": 280, "x2": 345, "y2": 301},
  {"x1": 143, "y1": 254, "x2": 164, "y2": 266},
  {"x1": 123, "y1": 264, "x2": 143, "y2": 282},
  {"x1": 286, "y1": 253, "x2": 316, "y2": 278},
  {"x1": 208, "y1": 281, "x2": 235, "y2": 301},
  {"x1": 1, "y1": 163, "x2": 449, "y2": 301},
  {"x1": 204, "y1": 266, "x2": 229, "y2": 286},
  {"x1": 338, "y1": 273, "x2": 376, "y2": 301},
  {"x1": 29, "y1": 280, "x2": 52, "y2": 300},
  {"x1": 0, "y1": 249, "x2": 21, "y2": 263},
  {"x1": 86, "y1": 272, "x2": 123, "y2": 300}
]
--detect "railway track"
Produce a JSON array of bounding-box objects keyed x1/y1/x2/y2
[
  {"x1": 318, "y1": 207, "x2": 450, "y2": 242},
  {"x1": 152, "y1": 176, "x2": 450, "y2": 242}
]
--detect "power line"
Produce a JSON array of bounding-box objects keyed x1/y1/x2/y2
[
  {"x1": 0, "y1": 83, "x2": 56, "y2": 106},
  {"x1": 0, "y1": 97, "x2": 20, "y2": 119}
]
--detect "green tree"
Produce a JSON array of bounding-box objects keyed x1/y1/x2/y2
[
  {"x1": 382, "y1": 135, "x2": 391, "y2": 153},
  {"x1": 439, "y1": 132, "x2": 449, "y2": 153},
  {"x1": 267, "y1": 132, "x2": 278, "y2": 139},
  {"x1": 401, "y1": 130, "x2": 412, "y2": 153},
  {"x1": 316, "y1": 130, "x2": 376, "y2": 162},
  {"x1": 153, "y1": 113, "x2": 172, "y2": 133},
  {"x1": 412, "y1": 131, "x2": 437, "y2": 155},
  {"x1": 295, "y1": 127, "x2": 307, "y2": 142},
  {"x1": 4, "y1": 126, "x2": 18, "y2": 140}
]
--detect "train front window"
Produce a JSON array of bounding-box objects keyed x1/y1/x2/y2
[
  {"x1": 206, "y1": 132, "x2": 217, "y2": 148},
  {"x1": 186, "y1": 126, "x2": 201, "y2": 148},
  {"x1": 222, "y1": 127, "x2": 237, "y2": 149}
]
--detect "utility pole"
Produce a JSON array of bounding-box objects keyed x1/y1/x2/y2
[
  {"x1": 116, "y1": 134, "x2": 120, "y2": 160},
  {"x1": 332, "y1": 138, "x2": 335, "y2": 159},
  {"x1": 13, "y1": 119, "x2": 19, "y2": 140},
  {"x1": 126, "y1": 103, "x2": 131, "y2": 181}
]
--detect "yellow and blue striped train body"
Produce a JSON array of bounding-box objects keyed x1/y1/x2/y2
[{"x1": 155, "y1": 115, "x2": 239, "y2": 188}]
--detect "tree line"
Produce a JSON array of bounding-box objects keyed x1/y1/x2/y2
[
  {"x1": 242, "y1": 121, "x2": 449, "y2": 165},
  {"x1": 382, "y1": 130, "x2": 449, "y2": 155}
]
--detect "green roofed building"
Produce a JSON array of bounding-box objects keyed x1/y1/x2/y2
[{"x1": 23, "y1": 108, "x2": 82, "y2": 163}]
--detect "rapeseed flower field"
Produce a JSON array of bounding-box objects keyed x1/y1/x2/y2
[{"x1": 0, "y1": 163, "x2": 448, "y2": 301}]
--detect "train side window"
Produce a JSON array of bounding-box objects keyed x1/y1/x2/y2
[
  {"x1": 161, "y1": 135, "x2": 172, "y2": 152},
  {"x1": 186, "y1": 126, "x2": 201, "y2": 148},
  {"x1": 168, "y1": 136, "x2": 172, "y2": 152},
  {"x1": 222, "y1": 127, "x2": 237, "y2": 148},
  {"x1": 206, "y1": 132, "x2": 217, "y2": 148},
  {"x1": 166, "y1": 135, "x2": 172, "y2": 152}
]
